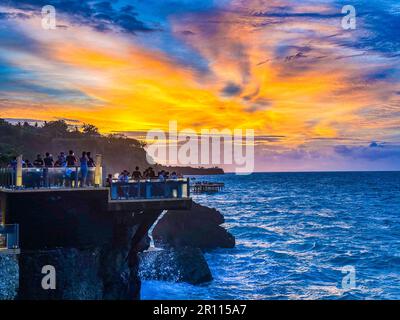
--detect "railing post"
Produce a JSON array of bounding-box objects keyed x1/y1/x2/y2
[
  {"x1": 95, "y1": 154, "x2": 102, "y2": 187},
  {"x1": 16, "y1": 155, "x2": 23, "y2": 188}
]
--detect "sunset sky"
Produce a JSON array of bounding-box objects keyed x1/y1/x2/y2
[{"x1": 0, "y1": 0, "x2": 399, "y2": 171}]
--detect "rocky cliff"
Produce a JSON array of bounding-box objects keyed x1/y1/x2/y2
[
  {"x1": 138, "y1": 202, "x2": 235, "y2": 285},
  {"x1": 153, "y1": 202, "x2": 235, "y2": 250},
  {"x1": 0, "y1": 253, "x2": 19, "y2": 300}
]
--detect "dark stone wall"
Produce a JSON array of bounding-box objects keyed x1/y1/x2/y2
[
  {"x1": 4, "y1": 189, "x2": 111, "y2": 250},
  {"x1": 1, "y1": 189, "x2": 164, "y2": 300},
  {"x1": 16, "y1": 210, "x2": 162, "y2": 300}
]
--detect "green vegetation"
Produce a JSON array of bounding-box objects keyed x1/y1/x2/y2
[
  {"x1": 0, "y1": 119, "x2": 150, "y2": 174},
  {"x1": 0, "y1": 119, "x2": 224, "y2": 175}
]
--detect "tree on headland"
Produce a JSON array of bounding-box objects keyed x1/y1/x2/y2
[
  {"x1": 0, "y1": 117, "x2": 224, "y2": 174},
  {"x1": 0, "y1": 118, "x2": 149, "y2": 172},
  {"x1": 82, "y1": 123, "x2": 100, "y2": 136},
  {"x1": 42, "y1": 120, "x2": 69, "y2": 137}
]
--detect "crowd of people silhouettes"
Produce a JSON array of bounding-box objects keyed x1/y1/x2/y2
[
  {"x1": 8, "y1": 150, "x2": 96, "y2": 187},
  {"x1": 9, "y1": 151, "x2": 182, "y2": 189},
  {"x1": 106, "y1": 167, "x2": 181, "y2": 187}
]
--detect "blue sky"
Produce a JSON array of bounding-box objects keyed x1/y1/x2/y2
[{"x1": 0, "y1": 0, "x2": 399, "y2": 171}]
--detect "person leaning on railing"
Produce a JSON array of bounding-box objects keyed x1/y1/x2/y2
[
  {"x1": 64, "y1": 150, "x2": 77, "y2": 187},
  {"x1": 43, "y1": 152, "x2": 54, "y2": 187},
  {"x1": 131, "y1": 166, "x2": 142, "y2": 181},
  {"x1": 105, "y1": 174, "x2": 113, "y2": 187},
  {"x1": 79, "y1": 152, "x2": 88, "y2": 187}
]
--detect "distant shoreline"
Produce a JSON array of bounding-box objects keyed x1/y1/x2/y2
[
  {"x1": 221, "y1": 170, "x2": 400, "y2": 174},
  {"x1": 161, "y1": 166, "x2": 224, "y2": 175}
]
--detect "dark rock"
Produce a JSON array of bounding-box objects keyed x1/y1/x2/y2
[
  {"x1": 18, "y1": 248, "x2": 104, "y2": 300},
  {"x1": 153, "y1": 202, "x2": 235, "y2": 250},
  {"x1": 0, "y1": 253, "x2": 19, "y2": 300},
  {"x1": 139, "y1": 247, "x2": 212, "y2": 284},
  {"x1": 16, "y1": 210, "x2": 162, "y2": 300}
]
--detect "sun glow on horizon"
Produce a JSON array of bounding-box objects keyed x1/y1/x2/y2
[{"x1": 1, "y1": 0, "x2": 399, "y2": 171}]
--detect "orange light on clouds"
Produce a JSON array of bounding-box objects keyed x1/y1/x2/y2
[{"x1": 0, "y1": 2, "x2": 398, "y2": 155}]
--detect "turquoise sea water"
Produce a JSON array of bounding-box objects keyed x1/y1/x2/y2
[{"x1": 142, "y1": 172, "x2": 400, "y2": 300}]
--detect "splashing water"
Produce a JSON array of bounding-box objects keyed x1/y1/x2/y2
[{"x1": 141, "y1": 172, "x2": 400, "y2": 300}]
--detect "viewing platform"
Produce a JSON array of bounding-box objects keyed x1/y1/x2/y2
[
  {"x1": 0, "y1": 155, "x2": 192, "y2": 250},
  {"x1": 0, "y1": 155, "x2": 191, "y2": 209},
  {"x1": 191, "y1": 181, "x2": 225, "y2": 193}
]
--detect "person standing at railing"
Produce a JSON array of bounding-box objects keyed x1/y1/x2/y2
[
  {"x1": 44, "y1": 153, "x2": 54, "y2": 167},
  {"x1": 144, "y1": 167, "x2": 156, "y2": 179},
  {"x1": 54, "y1": 152, "x2": 67, "y2": 187},
  {"x1": 24, "y1": 159, "x2": 33, "y2": 168},
  {"x1": 105, "y1": 174, "x2": 113, "y2": 187},
  {"x1": 33, "y1": 154, "x2": 44, "y2": 167},
  {"x1": 87, "y1": 152, "x2": 95, "y2": 167},
  {"x1": 65, "y1": 151, "x2": 77, "y2": 187},
  {"x1": 117, "y1": 170, "x2": 130, "y2": 198},
  {"x1": 7, "y1": 157, "x2": 18, "y2": 187},
  {"x1": 66, "y1": 150, "x2": 77, "y2": 167},
  {"x1": 80, "y1": 152, "x2": 89, "y2": 187},
  {"x1": 55, "y1": 152, "x2": 67, "y2": 167},
  {"x1": 132, "y1": 166, "x2": 142, "y2": 181},
  {"x1": 43, "y1": 152, "x2": 54, "y2": 187},
  {"x1": 33, "y1": 154, "x2": 44, "y2": 188},
  {"x1": 9, "y1": 157, "x2": 18, "y2": 170},
  {"x1": 86, "y1": 152, "x2": 95, "y2": 186}
]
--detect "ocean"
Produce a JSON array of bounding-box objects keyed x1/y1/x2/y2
[{"x1": 141, "y1": 172, "x2": 400, "y2": 300}]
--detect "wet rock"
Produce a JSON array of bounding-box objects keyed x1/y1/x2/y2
[
  {"x1": 18, "y1": 246, "x2": 139, "y2": 300},
  {"x1": 153, "y1": 202, "x2": 235, "y2": 250},
  {"x1": 139, "y1": 247, "x2": 212, "y2": 284},
  {"x1": 18, "y1": 248, "x2": 104, "y2": 300}
]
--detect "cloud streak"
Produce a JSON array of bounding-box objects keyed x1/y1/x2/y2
[{"x1": 0, "y1": 0, "x2": 399, "y2": 170}]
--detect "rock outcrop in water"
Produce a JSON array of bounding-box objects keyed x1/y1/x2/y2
[
  {"x1": 138, "y1": 202, "x2": 234, "y2": 285},
  {"x1": 153, "y1": 202, "x2": 235, "y2": 250},
  {"x1": 139, "y1": 247, "x2": 212, "y2": 284}
]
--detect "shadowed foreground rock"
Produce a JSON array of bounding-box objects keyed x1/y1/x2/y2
[
  {"x1": 153, "y1": 202, "x2": 235, "y2": 250},
  {"x1": 139, "y1": 247, "x2": 212, "y2": 284},
  {"x1": 0, "y1": 254, "x2": 19, "y2": 300},
  {"x1": 17, "y1": 221, "x2": 155, "y2": 300}
]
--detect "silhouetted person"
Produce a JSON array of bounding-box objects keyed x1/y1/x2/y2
[
  {"x1": 158, "y1": 170, "x2": 165, "y2": 182},
  {"x1": 55, "y1": 152, "x2": 66, "y2": 167},
  {"x1": 9, "y1": 157, "x2": 17, "y2": 170},
  {"x1": 105, "y1": 174, "x2": 113, "y2": 187},
  {"x1": 145, "y1": 167, "x2": 155, "y2": 179},
  {"x1": 132, "y1": 166, "x2": 142, "y2": 180},
  {"x1": 33, "y1": 154, "x2": 44, "y2": 167},
  {"x1": 44, "y1": 152, "x2": 54, "y2": 167},
  {"x1": 66, "y1": 150, "x2": 77, "y2": 167},
  {"x1": 87, "y1": 152, "x2": 95, "y2": 167},
  {"x1": 32, "y1": 154, "x2": 44, "y2": 187},
  {"x1": 24, "y1": 160, "x2": 33, "y2": 168},
  {"x1": 80, "y1": 151, "x2": 89, "y2": 187}
]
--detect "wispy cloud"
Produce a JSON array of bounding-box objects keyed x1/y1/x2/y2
[{"x1": 0, "y1": 0, "x2": 399, "y2": 170}]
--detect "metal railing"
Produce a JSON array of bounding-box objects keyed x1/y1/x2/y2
[
  {"x1": 0, "y1": 224, "x2": 19, "y2": 250},
  {"x1": 0, "y1": 168, "x2": 15, "y2": 188},
  {"x1": 110, "y1": 178, "x2": 190, "y2": 200},
  {"x1": 0, "y1": 167, "x2": 99, "y2": 189}
]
